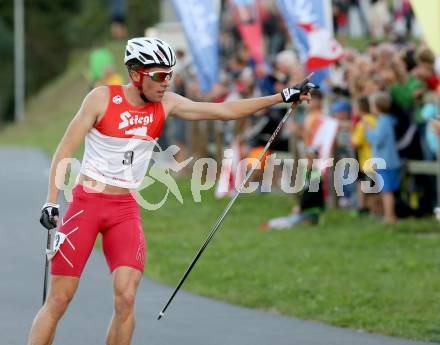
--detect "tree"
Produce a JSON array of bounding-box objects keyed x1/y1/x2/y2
[{"x1": 0, "y1": 0, "x2": 160, "y2": 124}]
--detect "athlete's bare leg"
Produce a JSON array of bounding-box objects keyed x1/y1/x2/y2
[
  {"x1": 28, "y1": 276, "x2": 79, "y2": 345},
  {"x1": 106, "y1": 266, "x2": 143, "y2": 345}
]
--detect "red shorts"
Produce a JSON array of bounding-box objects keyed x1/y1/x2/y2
[{"x1": 51, "y1": 184, "x2": 146, "y2": 277}]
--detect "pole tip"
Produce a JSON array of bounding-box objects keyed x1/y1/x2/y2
[{"x1": 157, "y1": 311, "x2": 164, "y2": 320}]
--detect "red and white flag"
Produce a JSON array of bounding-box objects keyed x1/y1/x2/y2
[
  {"x1": 298, "y1": 23, "x2": 344, "y2": 70},
  {"x1": 215, "y1": 140, "x2": 244, "y2": 198},
  {"x1": 230, "y1": 0, "x2": 265, "y2": 65},
  {"x1": 277, "y1": 0, "x2": 343, "y2": 72}
]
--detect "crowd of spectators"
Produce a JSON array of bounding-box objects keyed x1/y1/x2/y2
[
  {"x1": 151, "y1": 1, "x2": 439, "y2": 226},
  {"x1": 329, "y1": 42, "x2": 440, "y2": 222},
  {"x1": 332, "y1": 0, "x2": 415, "y2": 40}
]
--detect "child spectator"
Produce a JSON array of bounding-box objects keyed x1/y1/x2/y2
[
  {"x1": 332, "y1": 100, "x2": 353, "y2": 155},
  {"x1": 331, "y1": 100, "x2": 355, "y2": 208},
  {"x1": 366, "y1": 92, "x2": 401, "y2": 223},
  {"x1": 351, "y1": 96, "x2": 381, "y2": 216},
  {"x1": 415, "y1": 46, "x2": 439, "y2": 91}
]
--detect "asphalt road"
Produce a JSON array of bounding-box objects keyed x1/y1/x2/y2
[{"x1": 0, "y1": 147, "x2": 437, "y2": 345}]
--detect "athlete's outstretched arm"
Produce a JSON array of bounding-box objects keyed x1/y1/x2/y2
[
  {"x1": 45, "y1": 87, "x2": 108, "y2": 204},
  {"x1": 163, "y1": 91, "x2": 310, "y2": 121}
]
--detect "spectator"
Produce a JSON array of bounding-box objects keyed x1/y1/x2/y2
[
  {"x1": 89, "y1": 48, "x2": 123, "y2": 88},
  {"x1": 368, "y1": 0, "x2": 391, "y2": 39},
  {"x1": 261, "y1": 150, "x2": 325, "y2": 230},
  {"x1": 163, "y1": 3, "x2": 438, "y2": 218},
  {"x1": 333, "y1": 0, "x2": 350, "y2": 36},
  {"x1": 347, "y1": 0, "x2": 370, "y2": 37},
  {"x1": 351, "y1": 96, "x2": 380, "y2": 215},
  {"x1": 331, "y1": 100, "x2": 355, "y2": 208},
  {"x1": 366, "y1": 92, "x2": 401, "y2": 223},
  {"x1": 110, "y1": 0, "x2": 127, "y2": 39},
  {"x1": 421, "y1": 96, "x2": 439, "y2": 158},
  {"x1": 415, "y1": 46, "x2": 439, "y2": 91}
]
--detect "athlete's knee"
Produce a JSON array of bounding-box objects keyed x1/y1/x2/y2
[
  {"x1": 114, "y1": 290, "x2": 136, "y2": 318},
  {"x1": 46, "y1": 291, "x2": 73, "y2": 319}
]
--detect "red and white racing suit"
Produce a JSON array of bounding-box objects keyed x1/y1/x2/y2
[{"x1": 51, "y1": 85, "x2": 165, "y2": 276}]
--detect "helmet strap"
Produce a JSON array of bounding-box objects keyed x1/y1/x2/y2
[
  {"x1": 131, "y1": 69, "x2": 150, "y2": 103},
  {"x1": 139, "y1": 89, "x2": 149, "y2": 103}
]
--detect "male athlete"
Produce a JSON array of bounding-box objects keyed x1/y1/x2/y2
[{"x1": 28, "y1": 37, "x2": 313, "y2": 345}]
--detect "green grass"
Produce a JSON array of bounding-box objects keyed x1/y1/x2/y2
[
  {"x1": 140, "y1": 180, "x2": 440, "y2": 342},
  {"x1": 1, "y1": 41, "x2": 440, "y2": 342},
  {"x1": 0, "y1": 41, "x2": 126, "y2": 155}
]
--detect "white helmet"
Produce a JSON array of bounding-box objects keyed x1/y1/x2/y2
[{"x1": 124, "y1": 37, "x2": 177, "y2": 67}]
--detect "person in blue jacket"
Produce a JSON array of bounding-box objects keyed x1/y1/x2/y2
[{"x1": 366, "y1": 91, "x2": 400, "y2": 223}]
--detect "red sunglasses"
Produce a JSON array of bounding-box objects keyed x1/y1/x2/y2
[{"x1": 139, "y1": 70, "x2": 174, "y2": 82}]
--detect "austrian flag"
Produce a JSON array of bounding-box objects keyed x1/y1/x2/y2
[
  {"x1": 298, "y1": 23, "x2": 344, "y2": 70},
  {"x1": 277, "y1": 0, "x2": 343, "y2": 73}
]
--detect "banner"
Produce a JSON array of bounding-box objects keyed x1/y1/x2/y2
[
  {"x1": 215, "y1": 140, "x2": 244, "y2": 198},
  {"x1": 172, "y1": 0, "x2": 219, "y2": 92},
  {"x1": 276, "y1": 0, "x2": 343, "y2": 73},
  {"x1": 230, "y1": 0, "x2": 265, "y2": 65},
  {"x1": 310, "y1": 116, "x2": 339, "y2": 171},
  {"x1": 410, "y1": 0, "x2": 440, "y2": 55}
]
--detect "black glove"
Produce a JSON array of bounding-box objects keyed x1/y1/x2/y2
[
  {"x1": 281, "y1": 81, "x2": 319, "y2": 103},
  {"x1": 40, "y1": 203, "x2": 59, "y2": 230}
]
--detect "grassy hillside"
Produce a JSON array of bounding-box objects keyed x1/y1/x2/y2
[
  {"x1": 1, "y1": 43, "x2": 440, "y2": 342},
  {"x1": 0, "y1": 42, "x2": 126, "y2": 154}
]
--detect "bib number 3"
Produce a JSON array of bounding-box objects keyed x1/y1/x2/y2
[{"x1": 123, "y1": 150, "x2": 134, "y2": 165}]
